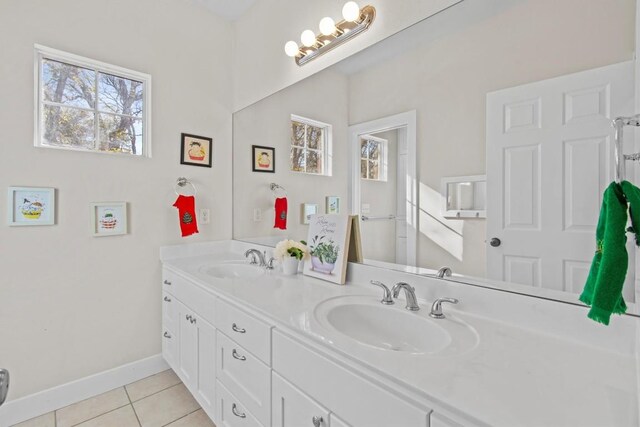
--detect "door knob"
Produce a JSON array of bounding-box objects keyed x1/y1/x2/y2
[
  {"x1": 0, "y1": 369, "x2": 9, "y2": 407},
  {"x1": 312, "y1": 416, "x2": 324, "y2": 427},
  {"x1": 489, "y1": 237, "x2": 501, "y2": 247}
]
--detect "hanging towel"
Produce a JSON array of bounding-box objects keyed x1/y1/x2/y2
[
  {"x1": 173, "y1": 195, "x2": 199, "y2": 237},
  {"x1": 274, "y1": 197, "x2": 288, "y2": 230},
  {"x1": 579, "y1": 181, "x2": 640, "y2": 324}
]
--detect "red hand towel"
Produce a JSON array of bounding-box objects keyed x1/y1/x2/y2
[
  {"x1": 173, "y1": 195, "x2": 199, "y2": 237},
  {"x1": 274, "y1": 197, "x2": 288, "y2": 230}
]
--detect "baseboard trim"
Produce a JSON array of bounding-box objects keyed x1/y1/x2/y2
[{"x1": 0, "y1": 354, "x2": 169, "y2": 426}]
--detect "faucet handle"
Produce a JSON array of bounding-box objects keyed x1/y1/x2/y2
[
  {"x1": 430, "y1": 297, "x2": 459, "y2": 319},
  {"x1": 266, "y1": 257, "x2": 276, "y2": 270},
  {"x1": 370, "y1": 280, "x2": 394, "y2": 305}
]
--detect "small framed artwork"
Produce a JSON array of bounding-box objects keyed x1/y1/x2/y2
[
  {"x1": 301, "y1": 203, "x2": 319, "y2": 224},
  {"x1": 180, "y1": 133, "x2": 212, "y2": 168},
  {"x1": 91, "y1": 202, "x2": 127, "y2": 236},
  {"x1": 7, "y1": 187, "x2": 55, "y2": 226},
  {"x1": 252, "y1": 145, "x2": 275, "y2": 173},
  {"x1": 326, "y1": 196, "x2": 340, "y2": 214}
]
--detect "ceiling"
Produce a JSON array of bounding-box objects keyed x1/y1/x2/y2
[{"x1": 192, "y1": 0, "x2": 258, "y2": 21}]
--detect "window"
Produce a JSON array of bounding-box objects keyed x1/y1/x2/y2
[
  {"x1": 360, "y1": 135, "x2": 388, "y2": 181},
  {"x1": 290, "y1": 115, "x2": 332, "y2": 175},
  {"x1": 35, "y1": 45, "x2": 151, "y2": 156}
]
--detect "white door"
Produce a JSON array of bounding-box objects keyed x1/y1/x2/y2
[
  {"x1": 178, "y1": 303, "x2": 198, "y2": 387},
  {"x1": 197, "y1": 317, "x2": 217, "y2": 420},
  {"x1": 487, "y1": 61, "x2": 635, "y2": 296}
]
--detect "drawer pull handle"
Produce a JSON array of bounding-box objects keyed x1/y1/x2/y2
[
  {"x1": 163, "y1": 280, "x2": 172, "y2": 285},
  {"x1": 186, "y1": 314, "x2": 192, "y2": 321},
  {"x1": 232, "y1": 403, "x2": 246, "y2": 418},
  {"x1": 232, "y1": 349, "x2": 246, "y2": 361},
  {"x1": 191, "y1": 317, "x2": 197, "y2": 325},
  {"x1": 232, "y1": 323, "x2": 246, "y2": 334},
  {"x1": 164, "y1": 296, "x2": 171, "y2": 302},
  {"x1": 163, "y1": 332, "x2": 172, "y2": 339},
  {"x1": 312, "y1": 415, "x2": 324, "y2": 427}
]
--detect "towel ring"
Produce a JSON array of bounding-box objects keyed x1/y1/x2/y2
[
  {"x1": 270, "y1": 183, "x2": 287, "y2": 197},
  {"x1": 175, "y1": 177, "x2": 197, "y2": 196}
]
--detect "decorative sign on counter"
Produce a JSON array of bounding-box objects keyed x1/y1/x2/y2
[{"x1": 303, "y1": 214, "x2": 361, "y2": 285}]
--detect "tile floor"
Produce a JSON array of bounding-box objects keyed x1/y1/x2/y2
[{"x1": 12, "y1": 369, "x2": 216, "y2": 427}]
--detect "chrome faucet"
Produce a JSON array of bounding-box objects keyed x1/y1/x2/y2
[
  {"x1": 429, "y1": 297, "x2": 459, "y2": 319},
  {"x1": 244, "y1": 249, "x2": 266, "y2": 267},
  {"x1": 436, "y1": 266, "x2": 452, "y2": 278},
  {"x1": 391, "y1": 282, "x2": 420, "y2": 311},
  {"x1": 370, "y1": 280, "x2": 394, "y2": 305}
]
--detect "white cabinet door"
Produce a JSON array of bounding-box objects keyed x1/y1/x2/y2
[
  {"x1": 161, "y1": 327, "x2": 178, "y2": 372},
  {"x1": 197, "y1": 316, "x2": 217, "y2": 420},
  {"x1": 486, "y1": 61, "x2": 635, "y2": 295},
  {"x1": 178, "y1": 302, "x2": 199, "y2": 388},
  {"x1": 272, "y1": 373, "x2": 329, "y2": 427}
]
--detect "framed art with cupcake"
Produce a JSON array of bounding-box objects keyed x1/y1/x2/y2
[
  {"x1": 90, "y1": 202, "x2": 127, "y2": 236},
  {"x1": 180, "y1": 133, "x2": 212, "y2": 168},
  {"x1": 7, "y1": 187, "x2": 55, "y2": 226}
]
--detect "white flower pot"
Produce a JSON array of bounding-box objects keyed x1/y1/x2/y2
[{"x1": 282, "y1": 257, "x2": 300, "y2": 275}]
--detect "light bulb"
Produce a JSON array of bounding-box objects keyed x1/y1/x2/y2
[
  {"x1": 319, "y1": 17, "x2": 336, "y2": 36},
  {"x1": 342, "y1": 1, "x2": 360, "y2": 22},
  {"x1": 300, "y1": 30, "x2": 316, "y2": 47},
  {"x1": 284, "y1": 41, "x2": 299, "y2": 57}
]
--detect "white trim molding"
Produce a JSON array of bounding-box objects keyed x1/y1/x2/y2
[{"x1": 0, "y1": 354, "x2": 168, "y2": 426}]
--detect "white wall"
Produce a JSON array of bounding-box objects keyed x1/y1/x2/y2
[
  {"x1": 0, "y1": 0, "x2": 232, "y2": 400},
  {"x1": 231, "y1": 0, "x2": 460, "y2": 110},
  {"x1": 348, "y1": 0, "x2": 635, "y2": 277}
]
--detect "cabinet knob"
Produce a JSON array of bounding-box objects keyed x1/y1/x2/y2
[
  {"x1": 232, "y1": 323, "x2": 246, "y2": 334},
  {"x1": 163, "y1": 280, "x2": 172, "y2": 285},
  {"x1": 191, "y1": 317, "x2": 197, "y2": 325},
  {"x1": 312, "y1": 416, "x2": 324, "y2": 427},
  {"x1": 163, "y1": 332, "x2": 171, "y2": 339},
  {"x1": 232, "y1": 349, "x2": 247, "y2": 361},
  {"x1": 163, "y1": 296, "x2": 171, "y2": 302},
  {"x1": 186, "y1": 314, "x2": 192, "y2": 321},
  {"x1": 232, "y1": 403, "x2": 246, "y2": 418}
]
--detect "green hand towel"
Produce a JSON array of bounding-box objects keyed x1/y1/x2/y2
[
  {"x1": 579, "y1": 182, "x2": 628, "y2": 325},
  {"x1": 622, "y1": 181, "x2": 640, "y2": 245}
]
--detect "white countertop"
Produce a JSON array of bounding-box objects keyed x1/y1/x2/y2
[{"x1": 161, "y1": 242, "x2": 639, "y2": 427}]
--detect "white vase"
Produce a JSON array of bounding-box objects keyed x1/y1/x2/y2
[{"x1": 282, "y1": 257, "x2": 300, "y2": 275}]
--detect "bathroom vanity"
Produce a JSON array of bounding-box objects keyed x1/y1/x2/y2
[{"x1": 160, "y1": 241, "x2": 639, "y2": 427}]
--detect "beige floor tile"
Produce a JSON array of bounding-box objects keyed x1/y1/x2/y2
[
  {"x1": 125, "y1": 369, "x2": 181, "y2": 402},
  {"x1": 12, "y1": 412, "x2": 55, "y2": 427},
  {"x1": 55, "y1": 387, "x2": 130, "y2": 427},
  {"x1": 133, "y1": 383, "x2": 199, "y2": 427},
  {"x1": 75, "y1": 405, "x2": 139, "y2": 427},
  {"x1": 166, "y1": 409, "x2": 215, "y2": 427}
]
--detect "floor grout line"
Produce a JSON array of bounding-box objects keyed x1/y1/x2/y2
[
  {"x1": 129, "y1": 382, "x2": 183, "y2": 404},
  {"x1": 124, "y1": 388, "x2": 142, "y2": 427},
  {"x1": 160, "y1": 408, "x2": 201, "y2": 427},
  {"x1": 67, "y1": 399, "x2": 131, "y2": 427}
]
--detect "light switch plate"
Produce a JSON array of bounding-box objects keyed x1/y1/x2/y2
[
  {"x1": 200, "y1": 209, "x2": 210, "y2": 224},
  {"x1": 253, "y1": 208, "x2": 263, "y2": 222}
]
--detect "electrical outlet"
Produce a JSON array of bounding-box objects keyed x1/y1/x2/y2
[
  {"x1": 253, "y1": 208, "x2": 263, "y2": 222},
  {"x1": 200, "y1": 209, "x2": 210, "y2": 224}
]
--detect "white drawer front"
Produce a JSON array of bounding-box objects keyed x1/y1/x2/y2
[
  {"x1": 217, "y1": 380, "x2": 263, "y2": 427},
  {"x1": 215, "y1": 299, "x2": 272, "y2": 364},
  {"x1": 162, "y1": 268, "x2": 216, "y2": 325},
  {"x1": 161, "y1": 327, "x2": 178, "y2": 372},
  {"x1": 217, "y1": 332, "x2": 271, "y2": 426},
  {"x1": 162, "y1": 291, "x2": 177, "y2": 330},
  {"x1": 273, "y1": 331, "x2": 430, "y2": 427}
]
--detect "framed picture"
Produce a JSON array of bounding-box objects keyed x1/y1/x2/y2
[
  {"x1": 303, "y1": 214, "x2": 356, "y2": 285},
  {"x1": 301, "y1": 203, "x2": 318, "y2": 224},
  {"x1": 91, "y1": 202, "x2": 127, "y2": 236},
  {"x1": 7, "y1": 187, "x2": 55, "y2": 226},
  {"x1": 326, "y1": 196, "x2": 340, "y2": 214},
  {"x1": 180, "y1": 133, "x2": 212, "y2": 168},
  {"x1": 252, "y1": 145, "x2": 275, "y2": 173}
]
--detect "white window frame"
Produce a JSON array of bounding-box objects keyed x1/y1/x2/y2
[
  {"x1": 34, "y1": 44, "x2": 152, "y2": 157},
  {"x1": 360, "y1": 134, "x2": 388, "y2": 181},
  {"x1": 290, "y1": 114, "x2": 332, "y2": 176}
]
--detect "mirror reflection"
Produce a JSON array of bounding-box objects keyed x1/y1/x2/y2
[{"x1": 232, "y1": 0, "x2": 637, "y2": 305}]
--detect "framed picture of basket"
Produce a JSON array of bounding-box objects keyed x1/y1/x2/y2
[
  {"x1": 7, "y1": 186, "x2": 56, "y2": 226},
  {"x1": 90, "y1": 202, "x2": 127, "y2": 236},
  {"x1": 180, "y1": 133, "x2": 213, "y2": 168}
]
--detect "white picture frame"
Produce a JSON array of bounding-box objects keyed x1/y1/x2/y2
[
  {"x1": 301, "y1": 203, "x2": 319, "y2": 224},
  {"x1": 7, "y1": 187, "x2": 55, "y2": 226},
  {"x1": 91, "y1": 202, "x2": 128, "y2": 236},
  {"x1": 326, "y1": 196, "x2": 340, "y2": 214}
]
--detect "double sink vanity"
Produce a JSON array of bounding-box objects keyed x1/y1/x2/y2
[{"x1": 160, "y1": 240, "x2": 639, "y2": 427}]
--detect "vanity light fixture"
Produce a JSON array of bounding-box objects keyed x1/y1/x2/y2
[{"x1": 283, "y1": 2, "x2": 376, "y2": 66}]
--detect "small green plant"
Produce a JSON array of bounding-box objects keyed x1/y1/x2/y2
[{"x1": 309, "y1": 235, "x2": 339, "y2": 264}]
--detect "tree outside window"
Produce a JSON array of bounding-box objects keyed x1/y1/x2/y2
[{"x1": 290, "y1": 115, "x2": 332, "y2": 175}]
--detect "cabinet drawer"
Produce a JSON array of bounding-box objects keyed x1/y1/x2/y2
[
  {"x1": 162, "y1": 268, "x2": 216, "y2": 325},
  {"x1": 273, "y1": 331, "x2": 430, "y2": 427},
  {"x1": 215, "y1": 299, "x2": 272, "y2": 364},
  {"x1": 161, "y1": 327, "x2": 178, "y2": 372},
  {"x1": 162, "y1": 291, "x2": 177, "y2": 330},
  {"x1": 217, "y1": 380, "x2": 263, "y2": 427},
  {"x1": 217, "y1": 332, "x2": 271, "y2": 426},
  {"x1": 272, "y1": 373, "x2": 329, "y2": 427}
]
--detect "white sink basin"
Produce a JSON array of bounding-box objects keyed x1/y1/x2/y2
[
  {"x1": 200, "y1": 262, "x2": 264, "y2": 280},
  {"x1": 311, "y1": 295, "x2": 478, "y2": 356}
]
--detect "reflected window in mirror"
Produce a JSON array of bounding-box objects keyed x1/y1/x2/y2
[
  {"x1": 290, "y1": 115, "x2": 332, "y2": 176},
  {"x1": 360, "y1": 135, "x2": 387, "y2": 181}
]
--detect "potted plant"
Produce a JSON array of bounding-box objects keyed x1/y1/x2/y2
[
  {"x1": 274, "y1": 239, "x2": 309, "y2": 275},
  {"x1": 309, "y1": 235, "x2": 340, "y2": 275}
]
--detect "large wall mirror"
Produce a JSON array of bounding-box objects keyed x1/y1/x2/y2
[{"x1": 233, "y1": 0, "x2": 640, "y2": 310}]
